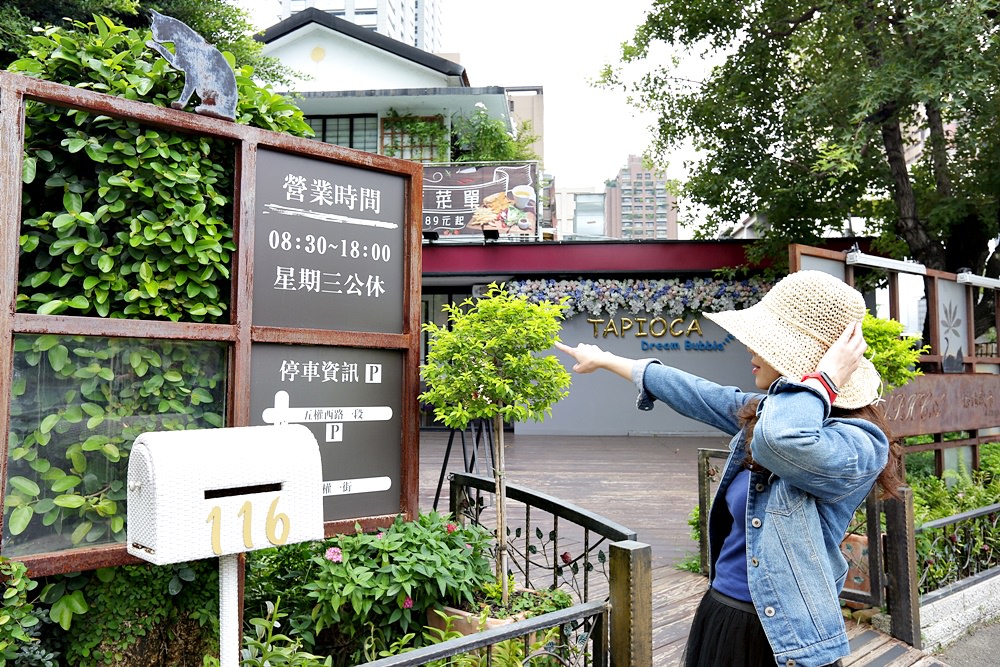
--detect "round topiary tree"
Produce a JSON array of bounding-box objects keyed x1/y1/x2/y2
[{"x1": 419, "y1": 283, "x2": 571, "y2": 604}]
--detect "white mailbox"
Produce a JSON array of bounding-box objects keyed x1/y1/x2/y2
[{"x1": 126, "y1": 424, "x2": 324, "y2": 565}]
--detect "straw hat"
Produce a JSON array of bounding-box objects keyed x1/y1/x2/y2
[{"x1": 703, "y1": 270, "x2": 881, "y2": 409}]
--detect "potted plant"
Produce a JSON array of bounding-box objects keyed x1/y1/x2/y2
[
  {"x1": 305, "y1": 511, "x2": 494, "y2": 662},
  {"x1": 419, "y1": 283, "x2": 571, "y2": 605}
]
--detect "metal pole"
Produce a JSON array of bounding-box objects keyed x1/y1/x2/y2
[{"x1": 220, "y1": 554, "x2": 240, "y2": 666}]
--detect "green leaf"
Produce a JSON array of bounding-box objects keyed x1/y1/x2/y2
[
  {"x1": 70, "y1": 520, "x2": 93, "y2": 545},
  {"x1": 39, "y1": 413, "x2": 60, "y2": 434},
  {"x1": 37, "y1": 299, "x2": 65, "y2": 315},
  {"x1": 51, "y1": 475, "x2": 81, "y2": 492},
  {"x1": 49, "y1": 590, "x2": 89, "y2": 630},
  {"x1": 48, "y1": 344, "x2": 69, "y2": 371},
  {"x1": 63, "y1": 138, "x2": 87, "y2": 153},
  {"x1": 53, "y1": 494, "x2": 86, "y2": 509},
  {"x1": 9, "y1": 476, "x2": 41, "y2": 496},
  {"x1": 63, "y1": 191, "x2": 83, "y2": 214},
  {"x1": 8, "y1": 506, "x2": 34, "y2": 535},
  {"x1": 22, "y1": 155, "x2": 37, "y2": 183}
]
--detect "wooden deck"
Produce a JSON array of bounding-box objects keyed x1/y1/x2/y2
[{"x1": 417, "y1": 430, "x2": 949, "y2": 667}]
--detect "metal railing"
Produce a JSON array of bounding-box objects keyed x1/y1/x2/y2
[
  {"x1": 448, "y1": 472, "x2": 652, "y2": 667},
  {"x1": 361, "y1": 601, "x2": 608, "y2": 667},
  {"x1": 915, "y1": 501, "x2": 1000, "y2": 599}
]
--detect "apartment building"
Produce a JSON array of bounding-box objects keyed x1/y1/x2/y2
[{"x1": 605, "y1": 154, "x2": 678, "y2": 239}]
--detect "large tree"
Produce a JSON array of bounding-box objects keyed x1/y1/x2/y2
[
  {"x1": 603, "y1": 0, "x2": 1000, "y2": 283},
  {"x1": 0, "y1": 0, "x2": 291, "y2": 84}
]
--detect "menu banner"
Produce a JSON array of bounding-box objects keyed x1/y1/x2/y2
[{"x1": 422, "y1": 163, "x2": 538, "y2": 239}]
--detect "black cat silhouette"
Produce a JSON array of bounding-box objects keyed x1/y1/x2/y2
[{"x1": 146, "y1": 10, "x2": 238, "y2": 120}]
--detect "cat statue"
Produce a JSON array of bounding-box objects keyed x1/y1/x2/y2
[{"x1": 145, "y1": 10, "x2": 238, "y2": 120}]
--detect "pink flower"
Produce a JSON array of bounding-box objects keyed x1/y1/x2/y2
[
  {"x1": 560, "y1": 551, "x2": 572, "y2": 565},
  {"x1": 376, "y1": 532, "x2": 384, "y2": 539},
  {"x1": 446, "y1": 523, "x2": 457, "y2": 533},
  {"x1": 403, "y1": 596, "x2": 413, "y2": 609},
  {"x1": 325, "y1": 547, "x2": 343, "y2": 562}
]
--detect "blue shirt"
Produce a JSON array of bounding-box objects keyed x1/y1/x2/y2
[
  {"x1": 631, "y1": 360, "x2": 889, "y2": 667},
  {"x1": 713, "y1": 467, "x2": 752, "y2": 602}
]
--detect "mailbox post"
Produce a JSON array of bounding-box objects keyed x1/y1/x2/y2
[{"x1": 126, "y1": 424, "x2": 324, "y2": 666}]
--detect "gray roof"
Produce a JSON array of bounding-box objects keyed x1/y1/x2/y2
[{"x1": 257, "y1": 8, "x2": 470, "y2": 86}]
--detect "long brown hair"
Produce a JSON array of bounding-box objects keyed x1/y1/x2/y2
[{"x1": 737, "y1": 397, "x2": 904, "y2": 499}]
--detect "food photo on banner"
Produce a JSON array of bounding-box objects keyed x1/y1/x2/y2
[{"x1": 422, "y1": 163, "x2": 538, "y2": 239}]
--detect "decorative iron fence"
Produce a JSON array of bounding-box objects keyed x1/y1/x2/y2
[
  {"x1": 361, "y1": 601, "x2": 608, "y2": 667},
  {"x1": 448, "y1": 472, "x2": 652, "y2": 667},
  {"x1": 915, "y1": 501, "x2": 1000, "y2": 596}
]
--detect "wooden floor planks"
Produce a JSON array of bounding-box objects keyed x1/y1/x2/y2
[{"x1": 418, "y1": 430, "x2": 946, "y2": 666}]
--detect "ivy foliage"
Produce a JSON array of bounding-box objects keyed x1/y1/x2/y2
[
  {"x1": 419, "y1": 283, "x2": 571, "y2": 430},
  {"x1": 12, "y1": 15, "x2": 310, "y2": 322},
  {"x1": 2, "y1": 14, "x2": 311, "y2": 651},
  {"x1": 37, "y1": 560, "x2": 219, "y2": 665},
  {"x1": 450, "y1": 107, "x2": 539, "y2": 163},
  {"x1": 5, "y1": 335, "x2": 226, "y2": 554},
  {"x1": 0, "y1": 557, "x2": 40, "y2": 660},
  {"x1": 382, "y1": 107, "x2": 539, "y2": 164}
]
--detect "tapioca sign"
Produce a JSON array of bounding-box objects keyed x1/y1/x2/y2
[{"x1": 250, "y1": 148, "x2": 409, "y2": 523}]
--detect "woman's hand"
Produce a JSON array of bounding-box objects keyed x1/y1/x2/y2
[
  {"x1": 554, "y1": 341, "x2": 608, "y2": 374},
  {"x1": 815, "y1": 321, "x2": 867, "y2": 389},
  {"x1": 554, "y1": 341, "x2": 637, "y2": 381}
]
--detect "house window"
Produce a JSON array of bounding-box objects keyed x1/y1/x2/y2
[
  {"x1": 307, "y1": 115, "x2": 379, "y2": 153},
  {"x1": 380, "y1": 114, "x2": 447, "y2": 162}
]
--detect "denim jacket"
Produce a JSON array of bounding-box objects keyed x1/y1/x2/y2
[{"x1": 633, "y1": 361, "x2": 889, "y2": 667}]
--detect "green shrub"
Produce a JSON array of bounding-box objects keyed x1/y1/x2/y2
[
  {"x1": 245, "y1": 541, "x2": 322, "y2": 652},
  {"x1": 34, "y1": 560, "x2": 218, "y2": 666},
  {"x1": 239, "y1": 599, "x2": 332, "y2": 667},
  {"x1": 862, "y1": 313, "x2": 928, "y2": 392},
  {"x1": 305, "y1": 512, "x2": 493, "y2": 663}
]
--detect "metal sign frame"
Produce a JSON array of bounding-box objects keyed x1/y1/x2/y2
[{"x1": 0, "y1": 71, "x2": 423, "y2": 577}]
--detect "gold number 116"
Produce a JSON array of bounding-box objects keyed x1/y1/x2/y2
[{"x1": 206, "y1": 496, "x2": 291, "y2": 556}]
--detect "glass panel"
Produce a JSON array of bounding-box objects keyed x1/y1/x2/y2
[
  {"x1": 354, "y1": 116, "x2": 379, "y2": 152},
  {"x1": 4, "y1": 335, "x2": 228, "y2": 557}
]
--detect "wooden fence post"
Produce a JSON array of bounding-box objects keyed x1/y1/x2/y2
[
  {"x1": 883, "y1": 486, "x2": 921, "y2": 648},
  {"x1": 609, "y1": 540, "x2": 652, "y2": 667}
]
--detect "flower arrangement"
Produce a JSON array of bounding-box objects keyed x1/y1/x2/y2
[
  {"x1": 507, "y1": 277, "x2": 771, "y2": 319},
  {"x1": 305, "y1": 512, "x2": 494, "y2": 663}
]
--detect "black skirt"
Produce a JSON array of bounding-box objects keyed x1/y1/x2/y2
[
  {"x1": 683, "y1": 588, "x2": 844, "y2": 667},
  {"x1": 684, "y1": 588, "x2": 773, "y2": 667}
]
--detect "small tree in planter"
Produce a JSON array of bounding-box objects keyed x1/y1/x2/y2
[{"x1": 419, "y1": 283, "x2": 571, "y2": 605}]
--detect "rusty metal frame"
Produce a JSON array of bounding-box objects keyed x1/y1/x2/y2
[{"x1": 0, "y1": 71, "x2": 423, "y2": 577}]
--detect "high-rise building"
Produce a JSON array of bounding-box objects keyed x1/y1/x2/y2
[
  {"x1": 270, "y1": 0, "x2": 443, "y2": 53},
  {"x1": 605, "y1": 155, "x2": 677, "y2": 240}
]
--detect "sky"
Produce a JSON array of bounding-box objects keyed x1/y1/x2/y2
[
  {"x1": 437, "y1": 0, "x2": 661, "y2": 189},
  {"x1": 241, "y1": 0, "x2": 690, "y2": 190}
]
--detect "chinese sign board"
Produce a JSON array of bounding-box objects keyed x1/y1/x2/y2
[
  {"x1": 254, "y1": 149, "x2": 405, "y2": 333},
  {"x1": 422, "y1": 163, "x2": 538, "y2": 239},
  {"x1": 251, "y1": 148, "x2": 411, "y2": 524},
  {"x1": 249, "y1": 345, "x2": 403, "y2": 521}
]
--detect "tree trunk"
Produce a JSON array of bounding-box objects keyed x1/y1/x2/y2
[
  {"x1": 493, "y1": 413, "x2": 509, "y2": 606},
  {"x1": 879, "y1": 116, "x2": 945, "y2": 270},
  {"x1": 924, "y1": 99, "x2": 952, "y2": 199}
]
